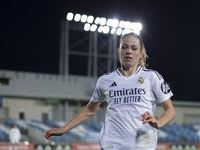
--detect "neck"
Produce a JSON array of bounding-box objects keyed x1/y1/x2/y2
[{"x1": 119, "y1": 65, "x2": 139, "y2": 77}]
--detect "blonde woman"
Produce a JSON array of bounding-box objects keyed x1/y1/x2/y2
[{"x1": 44, "y1": 32, "x2": 175, "y2": 150}]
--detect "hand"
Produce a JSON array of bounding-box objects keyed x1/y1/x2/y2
[
  {"x1": 44, "y1": 128, "x2": 64, "y2": 140},
  {"x1": 141, "y1": 111, "x2": 162, "y2": 129}
]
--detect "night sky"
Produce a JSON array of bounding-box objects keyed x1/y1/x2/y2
[{"x1": 1, "y1": 1, "x2": 200, "y2": 102}]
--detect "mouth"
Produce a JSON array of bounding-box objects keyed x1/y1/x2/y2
[{"x1": 124, "y1": 56, "x2": 132, "y2": 60}]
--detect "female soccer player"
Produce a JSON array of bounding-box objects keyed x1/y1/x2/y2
[{"x1": 44, "y1": 32, "x2": 175, "y2": 150}]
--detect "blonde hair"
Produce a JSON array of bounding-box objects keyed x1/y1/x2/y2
[{"x1": 119, "y1": 32, "x2": 148, "y2": 68}]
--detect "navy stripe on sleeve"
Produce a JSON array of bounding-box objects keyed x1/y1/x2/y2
[{"x1": 142, "y1": 69, "x2": 163, "y2": 80}]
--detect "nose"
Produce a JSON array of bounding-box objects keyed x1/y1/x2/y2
[{"x1": 126, "y1": 47, "x2": 131, "y2": 53}]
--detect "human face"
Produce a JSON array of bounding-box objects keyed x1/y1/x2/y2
[{"x1": 118, "y1": 36, "x2": 143, "y2": 69}]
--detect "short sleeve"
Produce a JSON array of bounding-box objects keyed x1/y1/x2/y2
[
  {"x1": 90, "y1": 77, "x2": 106, "y2": 102},
  {"x1": 152, "y1": 71, "x2": 173, "y2": 103}
]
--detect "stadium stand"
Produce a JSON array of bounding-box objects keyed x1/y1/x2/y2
[
  {"x1": 0, "y1": 120, "x2": 28, "y2": 141},
  {"x1": 0, "y1": 122, "x2": 10, "y2": 141},
  {"x1": 47, "y1": 120, "x2": 101, "y2": 143},
  {"x1": 6, "y1": 118, "x2": 28, "y2": 131},
  {"x1": 1, "y1": 119, "x2": 200, "y2": 144},
  {"x1": 159, "y1": 123, "x2": 199, "y2": 142}
]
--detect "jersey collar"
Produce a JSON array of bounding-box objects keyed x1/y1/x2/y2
[{"x1": 116, "y1": 66, "x2": 142, "y2": 77}]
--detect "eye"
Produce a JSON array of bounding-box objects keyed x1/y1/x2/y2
[
  {"x1": 132, "y1": 47, "x2": 137, "y2": 51},
  {"x1": 122, "y1": 46, "x2": 127, "y2": 49}
]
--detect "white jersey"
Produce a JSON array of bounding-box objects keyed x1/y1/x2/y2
[
  {"x1": 9, "y1": 128, "x2": 21, "y2": 143},
  {"x1": 91, "y1": 66, "x2": 173, "y2": 150}
]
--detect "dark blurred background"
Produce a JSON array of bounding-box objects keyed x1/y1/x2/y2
[{"x1": 0, "y1": 0, "x2": 200, "y2": 101}]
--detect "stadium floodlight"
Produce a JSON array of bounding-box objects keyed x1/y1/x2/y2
[
  {"x1": 130, "y1": 22, "x2": 137, "y2": 30},
  {"x1": 66, "y1": 12, "x2": 142, "y2": 35},
  {"x1": 103, "y1": 26, "x2": 110, "y2": 34},
  {"x1": 84, "y1": 23, "x2": 90, "y2": 31},
  {"x1": 100, "y1": 17, "x2": 106, "y2": 26},
  {"x1": 130, "y1": 22, "x2": 142, "y2": 31},
  {"x1": 95, "y1": 17, "x2": 101, "y2": 24},
  {"x1": 111, "y1": 19, "x2": 119, "y2": 28},
  {"x1": 122, "y1": 29, "x2": 133, "y2": 35},
  {"x1": 98, "y1": 26, "x2": 104, "y2": 33},
  {"x1": 74, "y1": 14, "x2": 81, "y2": 22},
  {"x1": 90, "y1": 24, "x2": 97, "y2": 32},
  {"x1": 133, "y1": 30, "x2": 140, "y2": 35},
  {"x1": 116, "y1": 28, "x2": 122, "y2": 35},
  {"x1": 107, "y1": 19, "x2": 113, "y2": 26},
  {"x1": 87, "y1": 15, "x2": 94, "y2": 23},
  {"x1": 136, "y1": 23, "x2": 142, "y2": 31},
  {"x1": 107, "y1": 19, "x2": 119, "y2": 28},
  {"x1": 119, "y1": 20, "x2": 125, "y2": 28},
  {"x1": 81, "y1": 14, "x2": 87, "y2": 23},
  {"x1": 124, "y1": 21, "x2": 131, "y2": 29},
  {"x1": 66, "y1": 12, "x2": 74, "y2": 21},
  {"x1": 110, "y1": 28, "x2": 116, "y2": 34}
]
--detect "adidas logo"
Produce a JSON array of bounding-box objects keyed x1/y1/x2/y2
[{"x1": 110, "y1": 82, "x2": 117, "y2": 87}]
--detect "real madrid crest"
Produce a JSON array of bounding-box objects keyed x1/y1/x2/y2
[{"x1": 137, "y1": 77, "x2": 144, "y2": 84}]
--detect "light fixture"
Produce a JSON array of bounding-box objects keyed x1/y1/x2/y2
[
  {"x1": 119, "y1": 20, "x2": 125, "y2": 28},
  {"x1": 81, "y1": 14, "x2": 87, "y2": 23},
  {"x1": 110, "y1": 28, "x2": 116, "y2": 34},
  {"x1": 107, "y1": 19, "x2": 112, "y2": 26},
  {"x1": 135, "y1": 23, "x2": 142, "y2": 31},
  {"x1": 103, "y1": 26, "x2": 110, "y2": 34},
  {"x1": 100, "y1": 17, "x2": 106, "y2": 26},
  {"x1": 124, "y1": 21, "x2": 131, "y2": 29},
  {"x1": 84, "y1": 23, "x2": 90, "y2": 31},
  {"x1": 95, "y1": 17, "x2": 101, "y2": 24},
  {"x1": 133, "y1": 30, "x2": 140, "y2": 35},
  {"x1": 122, "y1": 29, "x2": 132, "y2": 35},
  {"x1": 66, "y1": 12, "x2": 142, "y2": 35},
  {"x1": 66, "y1": 12, "x2": 73, "y2": 21},
  {"x1": 111, "y1": 19, "x2": 119, "y2": 28},
  {"x1": 98, "y1": 26, "x2": 104, "y2": 33},
  {"x1": 116, "y1": 28, "x2": 122, "y2": 35},
  {"x1": 90, "y1": 24, "x2": 97, "y2": 32},
  {"x1": 87, "y1": 15, "x2": 94, "y2": 23},
  {"x1": 74, "y1": 14, "x2": 81, "y2": 22}
]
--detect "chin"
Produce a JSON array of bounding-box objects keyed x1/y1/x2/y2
[{"x1": 123, "y1": 63, "x2": 135, "y2": 68}]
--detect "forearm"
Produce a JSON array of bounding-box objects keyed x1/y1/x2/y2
[
  {"x1": 157, "y1": 107, "x2": 176, "y2": 128},
  {"x1": 44, "y1": 101, "x2": 101, "y2": 139},
  {"x1": 61, "y1": 105, "x2": 97, "y2": 133}
]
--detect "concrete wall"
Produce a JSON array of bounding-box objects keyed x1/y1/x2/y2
[
  {"x1": 2, "y1": 97, "x2": 107, "y2": 122},
  {"x1": 2, "y1": 97, "x2": 52, "y2": 121},
  {"x1": 2, "y1": 96, "x2": 200, "y2": 124},
  {"x1": 0, "y1": 70, "x2": 97, "y2": 100}
]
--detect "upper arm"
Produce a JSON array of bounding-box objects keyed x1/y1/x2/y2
[
  {"x1": 161, "y1": 98, "x2": 175, "y2": 111},
  {"x1": 86, "y1": 101, "x2": 101, "y2": 114}
]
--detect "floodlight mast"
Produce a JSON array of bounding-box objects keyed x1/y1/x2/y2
[{"x1": 60, "y1": 12, "x2": 142, "y2": 77}]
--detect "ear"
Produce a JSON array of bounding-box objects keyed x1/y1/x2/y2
[
  {"x1": 117, "y1": 48, "x2": 120, "y2": 56},
  {"x1": 140, "y1": 51, "x2": 144, "y2": 59}
]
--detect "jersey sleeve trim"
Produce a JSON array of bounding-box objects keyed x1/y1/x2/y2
[{"x1": 142, "y1": 69, "x2": 163, "y2": 80}]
